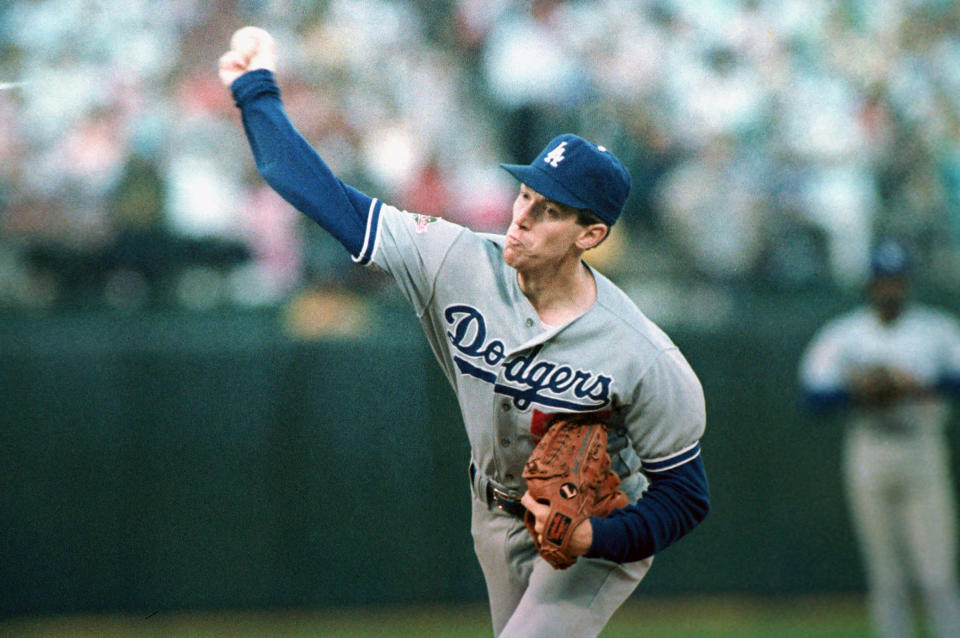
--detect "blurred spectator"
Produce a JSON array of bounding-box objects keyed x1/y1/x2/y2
[
  {"x1": 656, "y1": 134, "x2": 767, "y2": 280},
  {"x1": 398, "y1": 155, "x2": 453, "y2": 219},
  {"x1": 480, "y1": 0, "x2": 589, "y2": 162},
  {"x1": 102, "y1": 146, "x2": 170, "y2": 309},
  {"x1": 2, "y1": 0, "x2": 960, "y2": 312}
]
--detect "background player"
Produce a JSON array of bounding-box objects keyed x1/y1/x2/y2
[
  {"x1": 799, "y1": 239, "x2": 960, "y2": 638},
  {"x1": 219, "y1": 26, "x2": 709, "y2": 638}
]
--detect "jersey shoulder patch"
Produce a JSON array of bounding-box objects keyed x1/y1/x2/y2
[{"x1": 405, "y1": 211, "x2": 441, "y2": 233}]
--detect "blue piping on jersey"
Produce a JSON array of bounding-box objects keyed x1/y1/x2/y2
[
  {"x1": 453, "y1": 355, "x2": 499, "y2": 383},
  {"x1": 587, "y1": 454, "x2": 710, "y2": 564},
  {"x1": 642, "y1": 441, "x2": 701, "y2": 473},
  {"x1": 494, "y1": 383, "x2": 608, "y2": 412},
  {"x1": 232, "y1": 69, "x2": 374, "y2": 258},
  {"x1": 352, "y1": 197, "x2": 383, "y2": 265},
  {"x1": 453, "y1": 356, "x2": 608, "y2": 412}
]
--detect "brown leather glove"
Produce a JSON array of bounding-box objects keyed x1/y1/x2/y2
[{"x1": 522, "y1": 415, "x2": 628, "y2": 569}]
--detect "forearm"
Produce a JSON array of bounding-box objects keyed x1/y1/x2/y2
[
  {"x1": 586, "y1": 454, "x2": 710, "y2": 564},
  {"x1": 231, "y1": 69, "x2": 374, "y2": 256}
]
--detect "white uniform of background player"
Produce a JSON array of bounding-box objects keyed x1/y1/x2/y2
[
  {"x1": 799, "y1": 240, "x2": 960, "y2": 638},
  {"x1": 219, "y1": 27, "x2": 710, "y2": 638}
]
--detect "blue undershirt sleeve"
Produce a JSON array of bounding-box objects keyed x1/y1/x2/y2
[
  {"x1": 230, "y1": 69, "x2": 374, "y2": 257},
  {"x1": 936, "y1": 373, "x2": 960, "y2": 397},
  {"x1": 586, "y1": 454, "x2": 710, "y2": 564},
  {"x1": 801, "y1": 387, "x2": 852, "y2": 414}
]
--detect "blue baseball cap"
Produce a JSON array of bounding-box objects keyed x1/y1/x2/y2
[
  {"x1": 499, "y1": 133, "x2": 631, "y2": 226},
  {"x1": 870, "y1": 239, "x2": 912, "y2": 278}
]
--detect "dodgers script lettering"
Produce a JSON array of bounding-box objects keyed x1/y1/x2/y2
[{"x1": 444, "y1": 304, "x2": 613, "y2": 411}]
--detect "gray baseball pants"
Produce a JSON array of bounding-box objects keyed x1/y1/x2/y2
[
  {"x1": 470, "y1": 481, "x2": 651, "y2": 637},
  {"x1": 844, "y1": 428, "x2": 960, "y2": 638}
]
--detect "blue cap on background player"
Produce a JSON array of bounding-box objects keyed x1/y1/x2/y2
[
  {"x1": 870, "y1": 239, "x2": 912, "y2": 278},
  {"x1": 499, "y1": 133, "x2": 631, "y2": 226}
]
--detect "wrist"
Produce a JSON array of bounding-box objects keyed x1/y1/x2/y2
[
  {"x1": 231, "y1": 69, "x2": 280, "y2": 106},
  {"x1": 570, "y1": 518, "x2": 594, "y2": 557}
]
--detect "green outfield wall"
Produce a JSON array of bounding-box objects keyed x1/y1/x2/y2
[{"x1": 2, "y1": 288, "x2": 958, "y2": 617}]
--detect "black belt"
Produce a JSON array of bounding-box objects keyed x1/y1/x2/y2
[
  {"x1": 471, "y1": 462, "x2": 526, "y2": 519},
  {"x1": 486, "y1": 483, "x2": 527, "y2": 520}
]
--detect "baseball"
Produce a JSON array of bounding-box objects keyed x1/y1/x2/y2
[
  {"x1": 231, "y1": 26, "x2": 274, "y2": 62},
  {"x1": 220, "y1": 26, "x2": 277, "y2": 86}
]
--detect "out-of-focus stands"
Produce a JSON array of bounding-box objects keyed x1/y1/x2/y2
[{"x1": 2, "y1": 0, "x2": 960, "y2": 327}]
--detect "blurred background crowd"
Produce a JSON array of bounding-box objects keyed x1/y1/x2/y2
[{"x1": 2, "y1": 0, "x2": 960, "y2": 322}]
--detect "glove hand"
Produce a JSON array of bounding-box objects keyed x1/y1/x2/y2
[
  {"x1": 852, "y1": 365, "x2": 925, "y2": 406},
  {"x1": 521, "y1": 415, "x2": 624, "y2": 569},
  {"x1": 521, "y1": 491, "x2": 593, "y2": 557}
]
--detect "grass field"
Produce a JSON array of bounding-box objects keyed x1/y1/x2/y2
[{"x1": 0, "y1": 595, "x2": 897, "y2": 638}]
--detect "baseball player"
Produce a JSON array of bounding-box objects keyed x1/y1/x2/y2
[
  {"x1": 219, "y1": 27, "x2": 709, "y2": 638},
  {"x1": 799, "y1": 240, "x2": 960, "y2": 638}
]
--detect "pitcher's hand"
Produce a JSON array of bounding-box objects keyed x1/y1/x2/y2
[
  {"x1": 521, "y1": 491, "x2": 593, "y2": 557},
  {"x1": 218, "y1": 26, "x2": 278, "y2": 87}
]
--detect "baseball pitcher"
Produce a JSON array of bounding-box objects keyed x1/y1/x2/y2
[
  {"x1": 799, "y1": 240, "x2": 960, "y2": 638},
  {"x1": 219, "y1": 27, "x2": 710, "y2": 638}
]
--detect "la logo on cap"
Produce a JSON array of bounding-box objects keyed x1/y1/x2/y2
[
  {"x1": 499, "y1": 133, "x2": 631, "y2": 225},
  {"x1": 543, "y1": 141, "x2": 567, "y2": 168}
]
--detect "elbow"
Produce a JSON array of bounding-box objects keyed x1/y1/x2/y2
[
  {"x1": 686, "y1": 455, "x2": 711, "y2": 523},
  {"x1": 684, "y1": 477, "x2": 710, "y2": 529},
  {"x1": 659, "y1": 455, "x2": 711, "y2": 530},
  {"x1": 255, "y1": 161, "x2": 311, "y2": 214},
  {"x1": 256, "y1": 159, "x2": 284, "y2": 188},
  {"x1": 693, "y1": 488, "x2": 710, "y2": 525}
]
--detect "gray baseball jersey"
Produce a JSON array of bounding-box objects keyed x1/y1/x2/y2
[
  {"x1": 800, "y1": 304, "x2": 960, "y2": 436},
  {"x1": 365, "y1": 203, "x2": 706, "y2": 492}
]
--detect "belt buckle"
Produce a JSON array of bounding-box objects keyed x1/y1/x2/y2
[{"x1": 491, "y1": 486, "x2": 515, "y2": 511}]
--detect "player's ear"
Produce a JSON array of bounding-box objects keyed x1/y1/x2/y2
[{"x1": 576, "y1": 223, "x2": 609, "y2": 251}]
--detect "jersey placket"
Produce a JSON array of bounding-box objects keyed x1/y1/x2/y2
[{"x1": 490, "y1": 316, "x2": 556, "y2": 489}]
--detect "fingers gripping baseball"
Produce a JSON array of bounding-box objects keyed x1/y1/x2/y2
[
  {"x1": 520, "y1": 492, "x2": 548, "y2": 541},
  {"x1": 521, "y1": 492, "x2": 593, "y2": 557},
  {"x1": 219, "y1": 26, "x2": 277, "y2": 87}
]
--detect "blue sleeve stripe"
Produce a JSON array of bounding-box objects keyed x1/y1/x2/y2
[
  {"x1": 642, "y1": 441, "x2": 702, "y2": 473},
  {"x1": 351, "y1": 198, "x2": 383, "y2": 265}
]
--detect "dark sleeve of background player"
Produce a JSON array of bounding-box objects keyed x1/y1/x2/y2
[
  {"x1": 586, "y1": 454, "x2": 710, "y2": 564},
  {"x1": 802, "y1": 373, "x2": 960, "y2": 413},
  {"x1": 801, "y1": 386, "x2": 851, "y2": 413},
  {"x1": 936, "y1": 372, "x2": 960, "y2": 396},
  {"x1": 230, "y1": 69, "x2": 373, "y2": 255}
]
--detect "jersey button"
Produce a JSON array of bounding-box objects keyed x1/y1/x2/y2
[
  {"x1": 501, "y1": 401, "x2": 511, "y2": 411},
  {"x1": 525, "y1": 318, "x2": 534, "y2": 327},
  {"x1": 500, "y1": 438, "x2": 511, "y2": 447}
]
